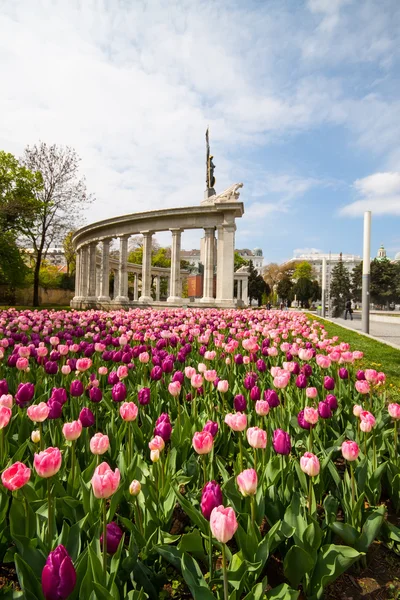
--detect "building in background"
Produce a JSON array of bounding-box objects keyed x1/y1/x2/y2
[
  {"x1": 181, "y1": 246, "x2": 264, "y2": 274},
  {"x1": 282, "y1": 251, "x2": 362, "y2": 285}
]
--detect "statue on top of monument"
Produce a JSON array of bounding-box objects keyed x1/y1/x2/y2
[{"x1": 205, "y1": 127, "x2": 216, "y2": 192}]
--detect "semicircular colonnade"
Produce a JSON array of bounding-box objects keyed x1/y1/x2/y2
[{"x1": 71, "y1": 183, "x2": 249, "y2": 309}]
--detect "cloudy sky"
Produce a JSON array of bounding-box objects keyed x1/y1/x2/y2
[{"x1": 1, "y1": 0, "x2": 400, "y2": 263}]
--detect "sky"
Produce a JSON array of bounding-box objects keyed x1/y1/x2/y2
[{"x1": 1, "y1": 0, "x2": 400, "y2": 264}]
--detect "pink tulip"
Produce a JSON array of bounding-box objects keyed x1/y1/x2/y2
[
  {"x1": 129, "y1": 480, "x2": 141, "y2": 496},
  {"x1": 300, "y1": 452, "x2": 320, "y2": 477},
  {"x1": 27, "y1": 402, "x2": 50, "y2": 423},
  {"x1": 61, "y1": 365, "x2": 71, "y2": 375},
  {"x1": 91, "y1": 462, "x2": 120, "y2": 499},
  {"x1": 306, "y1": 387, "x2": 318, "y2": 399},
  {"x1": 185, "y1": 366, "x2": 196, "y2": 379},
  {"x1": 117, "y1": 365, "x2": 129, "y2": 380},
  {"x1": 359, "y1": 410, "x2": 376, "y2": 433},
  {"x1": 273, "y1": 373, "x2": 290, "y2": 389},
  {"x1": 191, "y1": 374, "x2": 203, "y2": 389},
  {"x1": 37, "y1": 346, "x2": 48, "y2": 358},
  {"x1": 98, "y1": 367, "x2": 108, "y2": 376},
  {"x1": 224, "y1": 412, "x2": 247, "y2": 432},
  {"x1": 31, "y1": 430, "x2": 40, "y2": 443},
  {"x1": 148, "y1": 436, "x2": 165, "y2": 451},
  {"x1": 16, "y1": 357, "x2": 29, "y2": 371},
  {"x1": 210, "y1": 505, "x2": 238, "y2": 543},
  {"x1": 364, "y1": 369, "x2": 378, "y2": 384},
  {"x1": 0, "y1": 394, "x2": 13, "y2": 408},
  {"x1": 255, "y1": 400, "x2": 270, "y2": 416},
  {"x1": 1, "y1": 462, "x2": 31, "y2": 490},
  {"x1": 150, "y1": 449, "x2": 160, "y2": 462},
  {"x1": 62, "y1": 420, "x2": 82, "y2": 441},
  {"x1": 34, "y1": 447, "x2": 62, "y2": 478},
  {"x1": 204, "y1": 370, "x2": 217, "y2": 382},
  {"x1": 353, "y1": 404, "x2": 363, "y2": 417},
  {"x1": 198, "y1": 363, "x2": 207, "y2": 373},
  {"x1": 168, "y1": 381, "x2": 181, "y2": 397},
  {"x1": 243, "y1": 356, "x2": 250, "y2": 365},
  {"x1": 90, "y1": 433, "x2": 110, "y2": 455},
  {"x1": 355, "y1": 380, "x2": 370, "y2": 395},
  {"x1": 217, "y1": 380, "x2": 229, "y2": 393},
  {"x1": 246, "y1": 427, "x2": 267, "y2": 449},
  {"x1": 57, "y1": 344, "x2": 69, "y2": 356},
  {"x1": 304, "y1": 407, "x2": 319, "y2": 425},
  {"x1": 388, "y1": 403, "x2": 400, "y2": 420},
  {"x1": 76, "y1": 358, "x2": 92, "y2": 372},
  {"x1": 0, "y1": 406, "x2": 12, "y2": 429},
  {"x1": 341, "y1": 440, "x2": 359, "y2": 461},
  {"x1": 119, "y1": 402, "x2": 138, "y2": 421},
  {"x1": 192, "y1": 431, "x2": 213, "y2": 454},
  {"x1": 237, "y1": 469, "x2": 257, "y2": 496},
  {"x1": 139, "y1": 352, "x2": 150, "y2": 364},
  {"x1": 316, "y1": 355, "x2": 331, "y2": 369}
]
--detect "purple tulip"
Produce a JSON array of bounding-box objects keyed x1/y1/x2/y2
[
  {"x1": 154, "y1": 420, "x2": 172, "y2": 441},
  {"x1": 162, "y1": 359, "x2": 174, "y2": 373},
  {"x1": 286, "y1": 352, "x2": 293, "y2": 362},
  {"x1": 89, "y1": 387, "x2": 103, "y2": 403},
  {"x1": 325, "y1": 394, "x2": 338, "y2": 410},
  {"x1": 264, "y1": 389, "x2": 280, "y2": 408},
  {"x1": 301, "y1": 364, "x2": 312, "y2": 377},
  {"x1": 138, "y1": 387, "x2": 150, "y2": 405},
  {"x1": 51, "y1": 388, "x2": 68, "y2": 405},
  {"x1": 15, "y1": 382, "x2": 35, "y2": 407},
  {"x1": 324, "y1": 376, "x2": 335, "y2": 391},
  {"x1": 318, "y1": 401, "x2": 332, "y2": 419},
  {"x1": 250, "y1": 385, "x2": 261, "y2": 402},
  {"x1": 108, "y1": 371, "x2": 119, "y2": 385},
  {"x1": 295, "y1": 374, "x2": 307, "y2": 389},
  {"x1": 356, "y1": 370, "x2": 365, "y2": 381},
  {"x1": 201, "y1": 481, "x2": 223, "y2": 520},
  {"x1": 47, "y1": 398, "x2": 63, "y2": 420},
  {"x1": 172, "y1": 371, "x2": 184, "y2": 384},
  {"x1": 292, "y1": 361, "x2": 300, "y2": 375},
  {"x1": 203, "y1": 420, "x2": 218, "y2": 438},
  {"x1": 100, "y1": 522, "x2": 123, "y2": 554},
  {"x1": 0, "y1": 380, "x2": 9, "y2": 395},
  {"x1": 297, "y1": 410, "x2": 311, "y2": 430},
  {"x1": 244, "y1": 374, "x2": 257, "y2": 390},
  {"x1": 79, "y1": 407, "x2": 95, "y2": 427},
  {"x1": 338, "y1": 368, "x2": 348, "y2": 380},
  {"x1": 256, "y1": 359, "x2": 266, "y2": 373},
  {"x1": 42, "y1": 544, "x2": 76, "y2": 600},
  {"x1": 150, "y1": 366, "x2": 163, "y2": 381},
  {"x1": 112, "y1": 382, "x2": 127, "y2": 403},
  {"x1": 70, "y1": 380, "x2": 84, "y2": 397},
  {"x1": 234, "y1": 394, "x2": 247, "y2": 411},
  {"x1": 234, "y1": 353, "x2": 243, "y2": 365},
  {"x1": 272, "y1": 429, "x2": 291, "y2": 455}
]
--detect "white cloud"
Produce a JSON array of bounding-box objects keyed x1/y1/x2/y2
[
  {"x1": 293, "y1": 247, "x2": 322, "y2": 255},
  {"x1": 340, "y1": 171, "x2": 400, "y2": 216}
]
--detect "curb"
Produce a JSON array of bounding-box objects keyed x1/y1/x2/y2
[{"x1": 309, "y1": 314, "x2": 400, "y2": 351}]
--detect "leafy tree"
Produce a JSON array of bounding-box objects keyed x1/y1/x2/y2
[
  {"x1": 0, "y1": 151, "x2": 43, "y2": 289},
  {"x1": 293, "y1": 261, "x2": 313, "y2": 281},
  {"x1": 330, "y1": 256, "x2": 352, "y2": 317},
  {"x1": 18, "y1": 143, "x2": 93, "y2": 306},
  {"x1": 311, "y1": 280, "x2": 321, "y2": 302},
  {"x1": 63, "y1": 231, "x2": 76, "y2": 276},
  {"x1": 293, "y1": 277, "x2": 314, "y2": 308},
  {"x1": 262, "y1": 263, "x2": 282, "y2": 289},
  {"x1": 351, "y1": 263, "x2": 362, "y2": 302},
  {"x1": 248, "y1": 261, "x2": 268, "y2": 306},
  {"x1": 234, "y1": 252, "x2": 249, "y2": 272},
  {"x1": 370, "y1": 258, "x2": 398, "y2": 306},
  {"x1": 277, "y1": 276, "x2": 294, "y2": 302}
]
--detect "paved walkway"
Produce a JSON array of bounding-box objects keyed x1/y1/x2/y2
[{"x1": 327, "y1": 314, "x2": 400, "y2": 349}]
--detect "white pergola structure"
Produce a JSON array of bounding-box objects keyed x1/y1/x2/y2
[{"x1": 71, "y1": 183, "x2": 248, "y2": 309}]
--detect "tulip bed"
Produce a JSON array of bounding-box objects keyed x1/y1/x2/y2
[{"x1": 0, "y1": 307, "x2": 399, "y2": 600}]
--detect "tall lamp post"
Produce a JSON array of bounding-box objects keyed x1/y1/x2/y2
[{"x1": 362, "y1": 211, "x2": 371, "y2": 334}]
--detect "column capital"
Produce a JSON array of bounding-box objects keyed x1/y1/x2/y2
[
  {"x1": 140, "y1": 230, "x2": 154, "y2": 237},
  {"x1": 204, "y1": 226, "x2": 215, "y2": 235}
]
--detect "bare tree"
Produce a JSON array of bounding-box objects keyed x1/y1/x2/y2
[{"x1": 19, "y1": 143, "x2": 93, "y2": 305}]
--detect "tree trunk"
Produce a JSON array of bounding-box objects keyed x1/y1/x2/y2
[{"x1": 33, "y1": 249, "x2": 42, "y2": 307}]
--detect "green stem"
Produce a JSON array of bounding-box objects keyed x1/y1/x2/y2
[
  {"x1": 203, "y1": 454, "x2": 207, "y2": 487},
  {"x1": 71, "y1": 440, "x2": 76, "y2": 489},
  {"x1": 372, "y1": 429, "x2": 377, "y2": 472},
  {"x1": 208, "y1": 527, "x2": 213, "y2": 581},
  {"x1": 222, "y1": 543, "x2": 229, "y2": 600},
  {"x1": 395, "y1": 420, "x2": 398, "y2": 465},
  {"x1": 253, "y1": 448, "x2": 257, "y2": 474},
  {"x1": 103, "y1": 498, "x2": 107, "y2": 583},
  {"x1": 350, "y1": 462, "x2": 355, "y2": 516},
  {"x1": 280, "y1": 454, "x2": 285, "y2": 497},
  {"x1": 22, "y1": 491, "x2": 29, "y2": 538},
  {"x1": 0, "y1": 429, "x2": 3, "y2": 467},
  {"x1": 364, "y1": 432, "x2": 367, "y2": 458},
  {"x1": 250, "y1": 495, "x2": 256, "y2": 527},
  {"x1": 238, "y1": 433, "x2": 243, "y2": 473},
  {"x1": 128, "y1": 422, "x2": 132, "y2": 468},
  {"x1": 135, "y1": 496, "x2": 143, "y2": 536},
  {"x1": 47, "y1": 478, "x2": 53, "y2": 550},
  {"x1": 308, "y1": 476, "x2": 313, "y2": 513},
  {"x1": 39, "y1": 422, "x2": 44, "y2": 451},
  {"x1": 309, "y1": 426, "x2": 313, "y2": 452}
]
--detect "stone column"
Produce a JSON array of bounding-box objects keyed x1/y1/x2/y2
[
  {"x1": 87, "y1": 242, "x2": 97, "y2": 301},
  {"x1": 73, "y1": 248, "x2": 82, "y2": 299},
  {"x1": 155, "y1": 275, "x2": 161, "y2": 301},
  {"x1": 242, "y1": 276, "x2": 249, "y2": 305},
  {"x1": 98, "y1": 239, "x2": 111, "y2": 302},
  {"x1": 167, "y1": 228, "x2": 182, "y2": 303},
  {"x1": 216, "y1": 223, "x2": 236, "y2": 304},
  {"x1": 133, "y1": 273, "x2": 139, "y2": 301},
  {"x1": 139, "y1": 231, "x2": 153, "y2": 303},
  {"x1": 115, "y1": 235, "x2": 129, "y2": 303},
  {"x1": 96, "y1": 265, "x2": 101, "y2": 297},
  {"x1": 201, "y1": 227, "x2": 215, "y2": 302},
  {"x1": 80, "y1": 245, "x2": 89, "y2": 298},
  {"x1": 113, "y1": 269, "x2": 119, "y2": 300}
]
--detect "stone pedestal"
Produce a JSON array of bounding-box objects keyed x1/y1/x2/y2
[
  {"x1": 201, "y1": 227, "x2": 215, "y2": 303},
  {"x1": 216, "y1": 223, "x2": 235, "y2": 304}
]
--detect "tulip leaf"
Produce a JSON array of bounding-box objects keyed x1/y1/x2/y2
[
  {"x1": 308, "y1": 544, "x2": 363, "y2": 599},
  {"x1": 283, "y1": 544, "x2": 315, "y2": 588},
  {"x1": 355, "y1": 505, "x2": 385, "y2": 552},
  {"x1": 92, "y1": 582, "x2": 117, "y2": 600},
  {"x1": 265, "y1": 583, "x2": 300, "y2": 599},
  {"x1": 14, "y1": 553, "x2": 44, "y2": 600},
  {"x1": 131, "y1": 560, "x2": 159, "y2": 600},
  {"x1": 329, "y1": 522, "x2": 359, "y2": 546},
  {"x1": 242, "y1": 582, "x2": 265, "y2": 600},
  {"x1": 178, "y1": 530, "x2": 206, "y2": 561},
  {"x1": 126, "y1": 591, "x2": 149, "y2": 600},
  {"x1": 173, "y1": 486, "x2": 209, "y2": 535},
  {"x1": 283, "y1": 492, "x2": 307, "y2": 546},
  {"x1": 180, "y1": 551, "x2": 217, "y2": 599}
]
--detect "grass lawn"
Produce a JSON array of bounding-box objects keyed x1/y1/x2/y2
[{"x1": 309, "y1": 314, "x2": 400, "y2": 401}]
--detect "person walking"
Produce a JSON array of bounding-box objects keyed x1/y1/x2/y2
[{"x1": 345, "y1": 299, "x2": 353, "y2": 321}]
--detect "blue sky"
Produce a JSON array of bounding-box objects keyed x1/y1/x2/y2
[{"x1": 1, "y1": 0, "x2": 399, "y2": 263}]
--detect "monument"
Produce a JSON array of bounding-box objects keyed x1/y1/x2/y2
[{"x1": 70, "y1": 132, "x2": 248, "y2": 309}]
